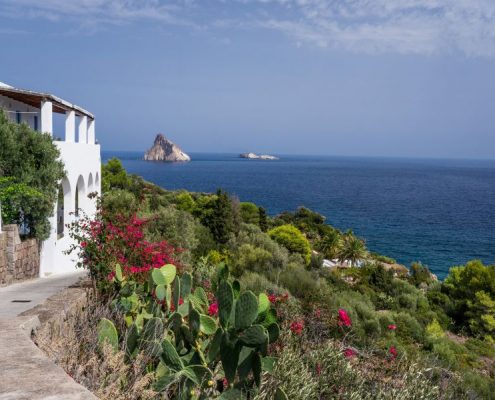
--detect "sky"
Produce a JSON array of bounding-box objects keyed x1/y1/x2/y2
[{"x1": 1, "y1": 0, "x2": 495, "y2": 159}]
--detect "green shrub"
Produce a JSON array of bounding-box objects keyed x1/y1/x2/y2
[
  {"x1": 0, "y1": 111, "x2": 65, "y2": 240},
  {"x1": 144, "y1": 206, "x2": 200, "y2": 265},
  {"x1": 239, "y1": 271, "x2": 287, "y2": 295},
  {"x1": 240, "y1": 202, "x2": 260, "y2": 225},
  {"x1": 392, "y1": 312, "x2": 424, "y2": 343},
  {"x1": 102, "y1": 189, "x2": 137, "y2": 218},
  {"x1": 268, "y1": 224, "x2": 311, "y2": 265},
  {"x1": 175, "y1": 191, "x2": 195, "y2": 212}
]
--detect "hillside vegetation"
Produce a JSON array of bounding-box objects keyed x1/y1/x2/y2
[{"x1": 45, "y1": 158, "x2": 494, "y2": 399}]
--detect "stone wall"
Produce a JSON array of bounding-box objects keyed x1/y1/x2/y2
[{"x1": 0, "y1": 225, "x2": 40, "y2": 286}]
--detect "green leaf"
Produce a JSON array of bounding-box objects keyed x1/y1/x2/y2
[
  {"x1": 155, "y1": 284, "x2": 166, "y2": 301},
  {"x1": 189, "y1": 304, "x2": 201, "y2": 339},
  {"x1": 200, "y1": 314, "x2": 217, "y2": 335},
  {"x1": 165, "y1": 285, "x2": 172, "y2": 310},
  {"x1": 217, "y1": 281, "x2": 234, "y2": 328},
  {"x1": 139, "y1": 317, "x2": 163, "y2": 358},
  {"x1": 194, "y1": 287, "x2": 208, "y2": 305},
  {"x1": 173, "y1": 276, "x2": 181, "y2": 310},
  {"x1": 267, "y1": 322, "x2": 280, "y2": 343},
  {"x1": 180, "y1": 272, "x2": 192, "y2": 298},
  {"x1": 160, "y1": 264, "x2": 177, "y2": 285},
  {"x1": 115, "y1": 263, "x2": 123, "y2": 282},
  {"x1": 125, "y1": 323, "x2": 139, "y2": 359},
  {"x1": 258, "y1": 293, "x2": 269, "y2": 315},
  {"x1": 237, "y1": 347, "x2": 254, "y2": 382},
  {"x1": 156, "y1": 361, "x2": 169, "y2": 379},
  {"x1": 153, "y1": 373, "x2": 179, "y2": 392},
  {"x1": 252, "y1": 351, "x2": 262, "y2": 387},
  {"x1": 161, "y1": 338, "x2": 184, "y2": 372},
  {"x1": 207, "y1": 328, "x2": 223, "y2": 363},
  {"x1": 152, "y1": 268, "x2": 166, "y2": 285},
  {"x1": 235, "y1": 291, "x2": 258, "y2": 330},
  {"x1": 220, "y1": 333, "x2": 240, "y2": 384},
  {"x1": 238, "y1": 325, "x2": 267, "y2": 347},
  {"x1": 261, "y1": 356, "x2": 277, "y2": 373},
  {"x1": 232, "y1": 280, "x2": 241, "y2": 297},
  {"x1": 181, "y1": 365, "x2": 211, "y2": 385},
  {"x1": 97, "y1": 318, "x2": 118, "y2": 352},
  {"x1": 274, "y1": 388, "x2": 289, "y2": 400}
]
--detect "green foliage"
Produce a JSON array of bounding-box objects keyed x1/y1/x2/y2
[
  {"x1": 443, "y1": 260, "x2": 495, "y2": 339},
  {"x1": 338, "y1": 231, "x2": 368, "y2": 266},
  {"x1": 102, "y1": 189, "x2": 137, "y2": 218},
  {"x1": 0, "y1": 111, "x2": 65, "y2": 239},
  {"x1": 97, "y1": 318, "x2": 119, "y2": 352},
  {"x1": 240, "y1": 202, "x2": 260, "y2": 225},
  {"x1": 268, "y1": 224, "x2": 311, "y2": 265},
  {"x1": 101, "y1": 158, "x2": 132, "y2": 193},
  {"x1": 145, "y1": 206, "x2": 201, "y2": 265},
  {"x1": 176, "y1": 191, "x2": 196, "y2": 212}
]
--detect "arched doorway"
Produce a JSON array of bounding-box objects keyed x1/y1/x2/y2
[
  {"x1": 75, "y1": 175, "x2": 85, "y2": 217},
  {"x1": 56, "y1": 177, "x2": 71, "y2": 238}
]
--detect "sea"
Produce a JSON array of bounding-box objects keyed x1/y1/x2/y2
[{"x1": 102, "y1": 151, "x2": 495, "y2": 280}]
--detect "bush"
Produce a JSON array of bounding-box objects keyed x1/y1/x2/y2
[
  {"x1": 268, "y1": 224, "x2": 311, "y2": 265},
  {"x1": 0, "y1": 111, "x2": 65, "y2": 240},
  {"x1": 240, "y1": 202, "x2": 260, "y2": 225},
  {"x1": 144, "y1": 206, "x2": 201, "y2": 265},
  {"x1": 102, "y1": 189, "x2": 137, "y2": 219}
]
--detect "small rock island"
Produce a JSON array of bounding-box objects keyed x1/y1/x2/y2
[
  {"x1": 240, "y1": 152, "x2": 279, "y2": 160},
  {"x1": 144, "y1": 134, "x2": 191, "y2": 162}
]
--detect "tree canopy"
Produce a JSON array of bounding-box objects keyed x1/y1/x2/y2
[{"x1": 0, "y1": 111, "x2": 65, "y2": 240}]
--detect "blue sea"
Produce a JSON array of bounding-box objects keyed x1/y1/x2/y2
[{"x1": 103, "y1": 151, "x2": 495, "y2": 280}]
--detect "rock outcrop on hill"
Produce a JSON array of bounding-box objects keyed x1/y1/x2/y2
[{"x1": 144, "y1": 134, "x2": 190, "y2": 162}]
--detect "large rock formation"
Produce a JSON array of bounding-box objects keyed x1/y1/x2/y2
[{"x1": 144, "y1": 134, "x2": 191, "y2": 162}]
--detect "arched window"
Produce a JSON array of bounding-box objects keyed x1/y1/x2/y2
[
  {"x1": 57, "y1": 177, "x2": 71, "y2": 239},
  {"x1": 75, "y1": 175, "x2": 85, "y2": 217},
  {"x1": 56, "y1": 184, "x2": 64, "y2": 238}
]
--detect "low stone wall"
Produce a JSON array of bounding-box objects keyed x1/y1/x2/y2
[{"x1": 0, "y1": 224, "x2": 40, "y2": 286}]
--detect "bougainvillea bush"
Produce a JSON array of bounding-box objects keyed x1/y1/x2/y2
[{"x1": 67, "y1": 209, "x2": 181, "y2": 291}]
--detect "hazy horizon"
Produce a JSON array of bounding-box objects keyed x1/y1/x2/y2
[{"x1": 1, "y1": 1, "x2": 495, "y2": 159}]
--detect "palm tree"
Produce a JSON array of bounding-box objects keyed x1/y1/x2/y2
[
  {"x1": 338, "y1": 232, "x2": 368, "y2": 267},
  {"x1": 317, "y1": 229, "x2": 343, "y2": 260}
]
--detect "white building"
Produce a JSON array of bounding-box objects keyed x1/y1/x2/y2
[{"x1": 0, "y1": 81, "x2": 101, "y2": 276}]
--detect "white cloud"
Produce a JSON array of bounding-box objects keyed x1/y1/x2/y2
[{"x1": 1, "y1": 0, "x2": 494, "y2": 56}]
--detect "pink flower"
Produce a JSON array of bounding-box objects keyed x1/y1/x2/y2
[
  {"x1": 343, "y1": 348, "x2": 357, "y2": 358},
  {"x1": 290, "y1": 320, "x2": 304, "y2": 335},
  {"x1": 179, "y1": 298, "x2": 184, "y2": 305},
  {"x1": 268, "y1": 294, "x2": 277, "y2": 304},
  {"x1": 208, "y1": 302, "x2": 218, "y2": 316},
  {"x1": 81, "y1": 241, "x2": 87, "y2": 248},
  {"x1": 387, "y1": 324, "x2": 397, "y2": 330},
  {"x1": 314, "y1": 308, "x2": 321, "y2": 318},
  {"x1": 389, "y1": 346, "x2": 398, "y2": 359},
  {"x1": 338, "y1": 309, "x2": 352, "y2": 327}
]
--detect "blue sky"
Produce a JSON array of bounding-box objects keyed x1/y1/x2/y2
[{"x1": 1, "y1": 0, "x2": 495, "y2": 158}]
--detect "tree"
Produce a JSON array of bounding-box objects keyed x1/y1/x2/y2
[
  {"x1": 206, "y1": 189, "x2": 234, "y2": 245},
  {"x1": 258, "y1": 207, "x2": 268, "y2": 232},
  {"x1": 0, "y1": 111, "x2": 64, "y2": 240},
  {"x1": 268, "y1": 224, "x2": 311, "y2": 265},
  {"x1": 240, "y1": 202, "x2": 260, "y2": 225},
  {"x1": 338, "y1": 232, "x2": 368, "y2": 267},
  {"x1": 443, "y1": 260, "x2": 495, "y2": 338},
  {"x1": 316, "y1": 229, "x2": 343, "y2": 259},
  {"x1": 101, "y1": 158, "x2": 131, "y2": 193}
]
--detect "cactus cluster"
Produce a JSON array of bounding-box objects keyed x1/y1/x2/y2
[{"x1": 96, "y1": 263, "x2": 286, "y2": 399}]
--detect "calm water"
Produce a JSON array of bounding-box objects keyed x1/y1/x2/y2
[{"x1": 103, "y1": 151, "x2": 495, "y2": 279}]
